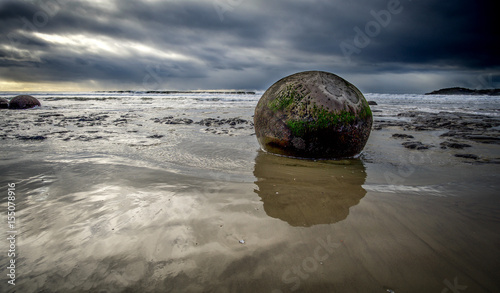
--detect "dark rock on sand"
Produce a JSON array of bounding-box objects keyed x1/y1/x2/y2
[
  {"x1": 75, "y1": 135, "x2": 104, "y2": 141},
  {"x1": 17, "y1": 135, "x2": 47, "y2": 141},
  {"x1": 0, "y1": 98, "x2": 9, "y2": 109},
  {"x1": 465, "y1": 135, "x2": 500, "y2": 144},
  {"x1": 39, "y1": 113, "x2": 64, "y2": 118},
  {"x1": 392, "y1": 133, "x2": 414, "y2": 139},
  {"x1": 375, "y1": 111, "x2": 500, "y2": 145},
  {"x1": 149, "y1": 115, "x2": 253, "y2": 136},
  {"x1": 198, "y1": 117, "x2": 248, "y2": 127},
  {"x1": 402, "y1": 141, "x2": 432, "y2": 150},
  {"x1": 440, "y1": 132, "x2": 500, "y2": 145},
  {"x1": 8, "y1": 95, "x2": 41, "y2": 109},
  {"x1": 254, "y1": 71, "x2": 372, "y2": 158},
  {"x1": 171, "y1": 118, "x2": 193, "y2": 125},
  {"x1": 368, "y1": 101, "x2": 378, "y2": 105},
  {"x1": 197, "y1": 118, "x2": 253, "y2": 136},
  {"x1": 440, "y1": 141, "x2": 472, "y2": 149},
  {"x1": 153, "y1": 116, "x2": 194, "y2": 125},
  {"x1": 455, "y1": 154, "x2": 479, "y2": 160}
]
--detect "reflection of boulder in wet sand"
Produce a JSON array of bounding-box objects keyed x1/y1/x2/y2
[{"x1": 253, "y1": 152, "x2": 366, "y2": 227}]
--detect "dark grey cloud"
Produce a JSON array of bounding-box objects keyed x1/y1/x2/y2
[
  {"x1": 349, "y1": 0, "x2": 500, "y2": 68},
  {"x1": 0, "y1": 0, "x2": 498, "y2": 93}
]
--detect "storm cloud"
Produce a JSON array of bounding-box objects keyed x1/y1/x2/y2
[{"x1": 0, "y1": 0, "x2": 498, "y2": 93}]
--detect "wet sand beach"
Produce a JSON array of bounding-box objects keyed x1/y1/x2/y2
[{"x1": 1, "y1": 92, "x2": 499, "y2": 292}]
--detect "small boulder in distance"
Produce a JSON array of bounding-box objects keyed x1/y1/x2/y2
[
  {"x1": 8, "y1": 95, "x2": 41, "y2": 109},
  {"x1": 0, "y1": 97, "x2": 9, "y2": 109}
]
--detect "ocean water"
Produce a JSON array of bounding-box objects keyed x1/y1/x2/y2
[
  {"x1": 365, "y1": 93, "x2": 500, "y2": 117},
  {"x1": 1, "y1": 91, "x2": 499, "y2": 292}
]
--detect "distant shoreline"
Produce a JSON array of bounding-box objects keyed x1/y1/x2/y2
[
  {"x1": 96, "y1": 90, "x2": 257, "y2": 95},
  {"x1": 425, "y1": 87, "x2": 500, "y2": 96}
]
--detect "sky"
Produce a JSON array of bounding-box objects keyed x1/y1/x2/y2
[{"x1": 0, "y1": 0, "x2": 499, "y2": 93}]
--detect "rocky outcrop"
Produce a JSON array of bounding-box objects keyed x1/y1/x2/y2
[{"x1": 425, "y1": 87, "x2": 500, "y2": 96}]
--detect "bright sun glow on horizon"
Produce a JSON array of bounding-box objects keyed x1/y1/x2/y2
[{"x1": 0, "y1": 81, "x2": 98, "y2": 92}]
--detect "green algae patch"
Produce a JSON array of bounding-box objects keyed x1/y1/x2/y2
[
  {"x1": 269, "y1": 85, "x2": 305, "y2": 112},
  {"x1": 286, "y1": 120, "x2": 308, "y2": 137},
  {"x1": 358, "y1": 101, "x2": 373, "y2": 119},
  {"x1": 286, "y1": 107, "x2": 357, "y2": 137}
]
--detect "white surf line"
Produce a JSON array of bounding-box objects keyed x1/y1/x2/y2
[{"x1": 362, "y1": 184, "x2": 447, "y2": 197}]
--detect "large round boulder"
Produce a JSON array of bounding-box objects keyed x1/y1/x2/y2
[
  {"x1": 0, "y1": 97, "x2": 9, "y2": 109},
  {"x1": 8, "y1": 95, "x2": 41, "y2": 109},
  {"x1": 254, "y1": 71, "x2": 373, "y2": 159}
]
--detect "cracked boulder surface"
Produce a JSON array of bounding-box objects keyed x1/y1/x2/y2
[{"x1": 254, "y1": 71, "x2": 373, "y2": 159}]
